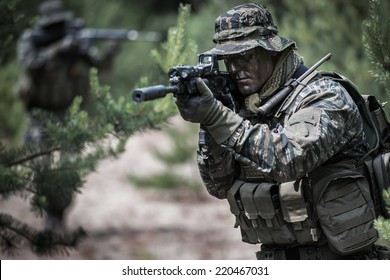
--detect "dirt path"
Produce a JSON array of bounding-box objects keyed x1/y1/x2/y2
[{"x1": 0, "y1": 117, "x2": 256, "y2": 260}]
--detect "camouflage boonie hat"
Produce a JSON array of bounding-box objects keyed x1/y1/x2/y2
[
  {"x1": 37, "y1": 0, "x2": 73, "y2": 27},
  {"x1": 208, "y1": 3, "x2": 296, "y2": 56}
]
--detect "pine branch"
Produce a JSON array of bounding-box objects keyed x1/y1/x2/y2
[
  {"x1": 0, "y1": 3, "x2": 199, "y2": 257},
  {"x1": 0, "y1": 213, "x2": 86, "y2": 256},
  {"x1": 363, "y1": 0, "x2": 390, "y2": 94},
  {"x1": 363, "y1": 0, "x2": 390, "y2": 246},
  {"x1": 6, "y1": 146, "x2": 61, "y2": 167}
]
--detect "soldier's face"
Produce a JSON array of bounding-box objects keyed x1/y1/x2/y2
[{"x1": 224, "y1": 47, "x2": 275, "y2": 96}]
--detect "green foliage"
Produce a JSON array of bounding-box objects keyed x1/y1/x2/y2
[
  {"x1": 0, "y1": 62, "x2": 26, "y2": 146},
  {"x1": 0, "y1": 3, "x2": 198, "y2": 256},
  {"x1": 128, "y1": 123, "x2": 202, "y2": 191},
  {"x1": 152, "y1": 126, "x2": 198, "y2": 166},
  {"x1": 62, "y1": 0, "x2": 181, "y2": 99},
  {"x1": 0, "y1": 0, "x2": 21, "y2": 65},
  {"x1": 151, "y1": 3, "x2": 197, "y2": 72},
  {"x1": 0, "y1": 213, "x2": 87, "y2": 256},
  {"x1": 129, "y1": 171, "x2": 200, "y2": 191},
  {"x1": 127, "y1": 4, "x2": 203, "y2": 193},
  {"x1": 362, "y1": 0, "x2": 390, "y2": 246},
  {"x1": 0, "y1": 0, "x2": 27, "y2": 146},
  {"x1": 362, "y1": 0, "x2": 390, "y2": 104},
  {"x1": 272, "y1": 0, "x2": 376, "y2": 97},
  {"x1": 2, "y1": 0, "x2": 389, "y2": 256},
  {"x1": 374, "y1": 191, "x2": 390, "y2": 247},
  {"x1": 0, "y1": 66, "x2": 171, "y2": 254},
  {"x1": 139, "y1": 3, "x2": 197, "y2": 121}
]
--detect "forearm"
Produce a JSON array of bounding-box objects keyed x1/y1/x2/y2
[
  {"x1": 197, "y1": 149, "x2": 237, "y2": 199},
  {"x1": 18, "y1": 35, "x2": 67, "y2": 71},
  {"x1": 224, "y1": 120, "x2": 316, "y2": 182},
  {"x1": 222, "y1": 88, "x2": 363, "y2": 182}
]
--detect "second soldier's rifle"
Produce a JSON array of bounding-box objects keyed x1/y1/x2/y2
[{"x1": 31, "y1": 19, "x2": 162, "y2": 50}]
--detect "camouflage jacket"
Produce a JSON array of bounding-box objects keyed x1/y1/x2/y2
[
  {"x1": 16, "y1": 28, "x2": 117, "y2": 111},
  {"x1": 197, "y1": 73, "x2": 369, "y2": 199}
]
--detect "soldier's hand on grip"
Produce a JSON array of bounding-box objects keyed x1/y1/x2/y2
[
  {"x1": 58, "y1": 34, "x2": 77, "y2": 53},
  {"x1": 174, "y1": 78, "x2": 217, "y2": 124}
]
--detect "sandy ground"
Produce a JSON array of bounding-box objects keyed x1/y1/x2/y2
[{"x1": 0, "y1": 117, "x2": 257, "y2": 260}]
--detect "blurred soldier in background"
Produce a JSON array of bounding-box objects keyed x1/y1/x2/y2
[
  {"x1": 15, "y1": 0, "x2": 119, "y2": 122},
  {"x1": 14, "y1": 0, "x2": 120, "y2": 232}
]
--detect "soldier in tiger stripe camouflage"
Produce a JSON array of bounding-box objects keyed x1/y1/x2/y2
[{"x1": 174, "y1": 3, "x2": 380, "y2": 259}]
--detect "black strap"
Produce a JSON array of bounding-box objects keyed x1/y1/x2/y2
[{"x1": 292, "y1": 63, "x2": 309, "y2": 79}]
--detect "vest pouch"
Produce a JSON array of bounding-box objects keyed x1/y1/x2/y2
[
  {"x1": 279, "y1": 180, "x2": 318, "y2": 244},
  {"x1": 229, "y1": 180, "x2": 299, "y2": 245},
  {"x1": 227, "y1": 180, "x2": 258, "y2": 244},
  {"x1": 253, "y1": 182, "x2": 298, "y2": 245},
  {"x1": 372, "y1": 152, "x2": 390, "y2": 218},
  {"x1": 311, "y1": 166, "x2": 378, "y2": 255}
]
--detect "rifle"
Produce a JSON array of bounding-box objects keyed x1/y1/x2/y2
[
  {"x1": 31, "y1": 19, "x2": 162, "y2": 48},
  {"x1": 133, "y1": 53, "x2": 331, "y2": 115},
  {"x1": 73, "y1": 28, "x2": 162, "y2": 42},
  {"x1": 132, "y1": 53, "x2": 237, "y2": 110}
]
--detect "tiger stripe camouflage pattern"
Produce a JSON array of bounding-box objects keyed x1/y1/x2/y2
[
  {"x1": 208, "y1": 3, "x2": 296, "y2": 56},
  {"x1": 198, "y1": 75, "x2": 368, "y2": 198}
]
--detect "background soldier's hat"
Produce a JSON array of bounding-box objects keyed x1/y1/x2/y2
[
  {"x1": 37, "y1": 0, "x2": 73, "y2": 26},
  {"x1": 208, "y1": 3, "x2": 296, "y2": 56}
]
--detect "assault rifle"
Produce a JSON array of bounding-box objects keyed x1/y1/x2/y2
[
  {"x1": 133, "y1": 53, "x2": 332, "y2": 114},
  {"x1": 31, "y1": 19, "x2": 162, "y2": 48},
  {"x1": 132, "y1": 53, "x2": 237, "y2": 110}
]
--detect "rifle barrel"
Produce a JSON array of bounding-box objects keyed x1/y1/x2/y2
[
  {"x1": 132, "y1": 85, "x2": 178, "y2": 103},
  {"x1": 78, "y1": 28, "x2": 162, "y2": 42}
]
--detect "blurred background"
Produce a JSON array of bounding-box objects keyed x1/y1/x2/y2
[
  {"x1": 1, "y1": 0, "x2": 383, "y2": 102},
  {"x1": 0, "y1": 0, "x2": 388, "y2": 259}
]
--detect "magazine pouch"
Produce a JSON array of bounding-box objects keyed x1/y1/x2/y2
[
  {"x1": 227, "y1": 179, "x2": 317, "y2": 245},
  {"x1": 227, "y1": 180, "x2": 258, "y2": 244}
]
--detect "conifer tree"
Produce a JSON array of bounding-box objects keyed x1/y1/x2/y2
[
  {"x1": 0, "y1": 3, "x2": 196, "y2": 256},
  {"x1": 128, "y1": 4, "x2": 200, "y2": 192},
  {"x1": 363, "y1": 0, "x2": 390, "y2": 246},
  {"x1": 0, "y1": 0, "x2": 26, "y2": 146}
]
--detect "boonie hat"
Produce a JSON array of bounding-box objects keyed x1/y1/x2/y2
[{"x1": 208, "y1": 3, "x2": 296, "y2": 56}]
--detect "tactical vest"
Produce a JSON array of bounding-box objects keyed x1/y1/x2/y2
[
  {"x1": 227, "y1": 71, "x2": 390, "y2": 255},
  {"x1": 321, "y1": 71, "x2": 390, "y2": 220}
]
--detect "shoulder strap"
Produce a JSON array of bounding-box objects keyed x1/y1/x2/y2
[
  {"x1": 319, "y1": 71, "x2": 381, "y2": 163},
  {"x1": 364, "y1": 95, "x2": 390, "y2": 152},
  {"x1": 275, "y1": 70, "x2": 319, "y2": 118}
]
